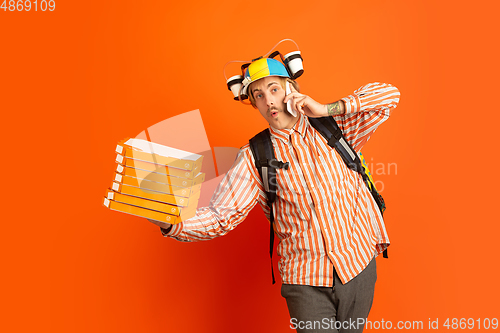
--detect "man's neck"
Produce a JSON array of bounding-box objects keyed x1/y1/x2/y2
[{"x1": 284, "y1": 113, "x2": 301, "y2": 130}]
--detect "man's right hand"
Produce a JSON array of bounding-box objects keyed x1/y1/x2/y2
[{"x1": 147, "y1": 218, "x2": 173, "y2": 233}]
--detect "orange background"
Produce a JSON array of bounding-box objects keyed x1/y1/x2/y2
[{"x1": 1, "y1": 0, "x2": 499, "y2": 332}]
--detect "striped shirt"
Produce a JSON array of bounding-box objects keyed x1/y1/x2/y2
[{"x1": 165, "y1": 82, "x2": 400, "y2": 286}]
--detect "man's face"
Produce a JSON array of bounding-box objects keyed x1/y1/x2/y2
[{"x1": 250, "y1": 76, "x2": 298, "y2": 130}]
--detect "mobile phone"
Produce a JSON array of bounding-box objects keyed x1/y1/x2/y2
[{"x1": 285, "y1": 81, "x2": 297, "y2": 117}]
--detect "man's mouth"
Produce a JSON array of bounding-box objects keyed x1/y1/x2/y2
[{"x1": 269, "y1": 108, "x2": 279, "y2": 118}]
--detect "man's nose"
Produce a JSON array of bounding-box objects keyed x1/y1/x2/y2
[{"x1": 265, "y1": 95, "x2": 274, "y2": 107}]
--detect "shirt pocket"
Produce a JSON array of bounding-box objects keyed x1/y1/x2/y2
[{"x1": 275, "y1": 166, "x2": 309, "y2": 202}]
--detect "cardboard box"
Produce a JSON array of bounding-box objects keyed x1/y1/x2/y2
[
  {"x1": 106, "y1": 189, "x2": 197, "y2": 216},
  {"x1": 115, "y1": 155, "x2": 201, "y2": 180},
  {"x1": 103, "y1": 196, "x2": 196, "y2": 225},
  {"x1": 113, "y1": 172, "x2": 201, "y2": 197},
  {"x1": 116, "y1": 138, "x2": 203, "y2": 172},
  {"x1": 115, "y1": 163, "x2": 205, "y2": 188},
  {"x1": 111, "y1": 181, "x2": 200, "y2": 207}
]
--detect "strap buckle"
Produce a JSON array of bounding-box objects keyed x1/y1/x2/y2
[{"x1": 256, "y1": 158, "x2": 289, "y2": 170}]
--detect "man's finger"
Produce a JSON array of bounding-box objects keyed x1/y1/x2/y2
[
  {"x1": 292, "y1": 96, "x2": 306, "y2": 113},
  {"x1": 284, "y1": 92, "x2": 301, "y2": 103},
  {"x1": 296, "y1": 98, "x2": 307, "y2": 115},
  {"x1": 297, "y1": 103, "x2": 305, "y2": 114}
]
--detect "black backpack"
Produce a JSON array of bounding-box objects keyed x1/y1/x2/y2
[{"x1": 249, "y1": 116, "x2": 387, "y2": 284}]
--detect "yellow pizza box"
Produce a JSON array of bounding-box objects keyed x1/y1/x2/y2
[
  {"x1": 103, "y1": 197, "x2": 196, "y2": 225},
  {"x1": 113, "y1": 172, "x2": 202, "y2": 197},
  {"x1": 115, "y1": 162, "x2": 205, "y2": 187},
  {"x1": 106, "y1": 189, "x2": 198, "y2": 216},
  {"x1": 116, "y1": 138, "x2": 203, "y2": 172},
  {"x1": 119, "y1": 173, "x2": 203, "y2": 196},
  {"x1": 115, "y1": 155, "x2": 201, "y2": 180},
  {"x1": 111, "y1": 181, "x2": 200, "y2": 207}
]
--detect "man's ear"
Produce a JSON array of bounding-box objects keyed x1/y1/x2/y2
[{"x1": 287, "y1": 79, "x2": 300, "y2": 93}]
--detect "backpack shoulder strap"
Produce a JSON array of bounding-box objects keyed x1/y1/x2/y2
[
  {"x1": 309, "y1": 116, "x2": 388, "y2": 257},
  {"x1": 308, "y1": 116, "x2": 362, "y2": 172},
  {"x1": 250, "y1": 129, "x2": 276, "y2": 203},
  {"x1": 249, "y1": 128, "x2": 289, "y2": 284},
  {"x1": 309, "y1": 117, "x2": 386, "y2": 214},
  {"x1": 249, "y1": 129, "x2": 289, "y2": 204}
]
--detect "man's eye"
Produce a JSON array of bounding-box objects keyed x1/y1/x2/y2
[
  {"x1": 256, "y1": 94, "x2": 262, "y2": 98},
  {"x1": 272, "y1": 88, "x2": 278, "y2": 92}
]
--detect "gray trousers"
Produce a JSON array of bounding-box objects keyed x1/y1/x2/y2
[{"x1": 281, "y1": 257, "x2": 377, "y2": 333}]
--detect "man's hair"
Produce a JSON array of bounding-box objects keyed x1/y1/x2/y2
[{"x1": 248, "y1": 77, "x2": 300, "y2": 108}]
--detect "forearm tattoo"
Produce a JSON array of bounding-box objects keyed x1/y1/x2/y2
[{"x1": 327, "y1": 102, "x2": 343, "y2": 116}]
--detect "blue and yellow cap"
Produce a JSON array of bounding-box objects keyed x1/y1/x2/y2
[{"x1": 241, "y1": 58, "x2": 290, "y2": 95}]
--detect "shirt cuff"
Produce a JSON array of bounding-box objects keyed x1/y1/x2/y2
[
  {"x1": 341, "y1": 94, "x2": 361, "y2": 114},
  {"x1": 160, "y1": 222, "x2": 183, "y2": 237}
]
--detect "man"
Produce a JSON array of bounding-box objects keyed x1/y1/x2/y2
[{"x1": 150, "y1": 57, "x2": 400, "y2": 332}]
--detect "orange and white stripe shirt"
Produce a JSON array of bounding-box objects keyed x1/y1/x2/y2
[{"x1": 165, "y1": 82, "x2": 400, "y2": 286}]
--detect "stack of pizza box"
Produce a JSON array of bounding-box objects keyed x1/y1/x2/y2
[{"x1": 103, "y1": 138, "x2": 204, "y2": 225}]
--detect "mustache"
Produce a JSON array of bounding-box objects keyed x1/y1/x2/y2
[{"x1": 268, "y1": 106, "x2": 280, "y2": 113}]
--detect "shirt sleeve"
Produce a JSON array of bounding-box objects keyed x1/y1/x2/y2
[
  {"x1": 336, "y1": 82, "x2": 400, "y2": 152},
  {"x1": 161, "y1": 146, "x2": 266, "y2": 242}
]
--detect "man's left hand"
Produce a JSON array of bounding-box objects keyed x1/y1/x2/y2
[
  {"x1": 284, "y1": 84, "x2": 345, "y2": 118},
  {"x1": 284, "y1": 84, "x2": 328, "y2": 118}
]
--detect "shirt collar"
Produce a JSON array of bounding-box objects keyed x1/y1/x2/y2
[{"x1": 268, "y1": 112, "x2": 309, "y2": 144}]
